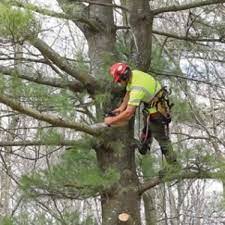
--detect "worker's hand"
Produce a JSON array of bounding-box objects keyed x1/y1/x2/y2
[
  {"x1": 104, "y1": 117, "x2": 114, "y2": 126},
  {"x1": 104, "y1": 117, "x2": 128, "y2": 127},
  {"x1": 112, "y1": 107, "x2": 124, "y2": 114}
]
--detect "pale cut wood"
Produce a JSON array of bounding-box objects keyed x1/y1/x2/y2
[{"x1": 118, "y1": 213, "x2": 130, "y2": 222}]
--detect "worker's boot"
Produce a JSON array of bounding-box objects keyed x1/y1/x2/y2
[{"x1": 138, "y1": 142, "x2": 150, "y2": 155}]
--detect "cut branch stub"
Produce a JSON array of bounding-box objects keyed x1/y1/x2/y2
[{"x1": 118, "y1": 213, "x2": 133, "y2": 224}]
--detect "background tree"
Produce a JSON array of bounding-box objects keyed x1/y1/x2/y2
[{"x1": 0, "y1": 0, "x2": 225, "y2": 225}]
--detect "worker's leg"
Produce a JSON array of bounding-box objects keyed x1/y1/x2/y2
[
  {"x1": 149, "y1": 118, "x2": 177, "y2": 165},
  {"x1": 138, "y1": 126, "x2": 153, "y2": 155}
]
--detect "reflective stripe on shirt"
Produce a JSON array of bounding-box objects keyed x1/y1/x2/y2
[
  {"x1": 129, "y1": 86, "x2": 153, "y2": 102},
  {"x1": 127, "y1": 70, "x2": 162, "y2": 113}
]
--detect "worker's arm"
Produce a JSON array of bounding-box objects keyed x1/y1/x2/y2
[
  {"x1": 104, "y1": 105, "x2": 136, "y2": 125},
  {"x1": 112, "y1": 92, "x2": 130, "y2": 114}
]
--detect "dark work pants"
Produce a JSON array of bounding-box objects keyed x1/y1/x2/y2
[{"x1": 143, "y1": 114, "x2": 177, "y2": 165}]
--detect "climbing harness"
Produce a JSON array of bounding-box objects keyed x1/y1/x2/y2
[
  {"x1": 137, "y1": 86, "x2": 174, "y2": 155},
  {"x1": 144, "y1": 86, "x2": 173, "y2": 122}
]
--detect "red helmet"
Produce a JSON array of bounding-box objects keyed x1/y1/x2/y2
[{"x1": 109, "y1": 63, "x2": 130, "y2": 83}]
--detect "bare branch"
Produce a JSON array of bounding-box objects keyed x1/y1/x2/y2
[
  {"x1": 152, "y1": 30, "x2": 225, "y2": 43},
  {"x1": 153, "y1": 0, "x2": 225, "y2": 15},
  {"x1": 151, "y1": 69, "x2": 225, "y2": 89},
  {"x1": 0, "y1": 140, "x2": 78, "y2": 147},
  {"x1": 116, "y1": 26, "x2": 225, "y2": 44}
]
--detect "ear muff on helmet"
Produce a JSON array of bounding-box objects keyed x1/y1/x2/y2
[{"x1": 119, "y1": 68, "x2": 131, "y2": 82}]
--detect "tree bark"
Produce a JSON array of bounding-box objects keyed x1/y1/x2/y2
[
  {"x1": 95, "y1": 126, "x2": 141, "y2": 225},
  {"x1": 127, "y1": 0, "x2": 153, "y2": 71},
  {"x1": 60, "y1": 1, "x2": 141, "y2": 224}
]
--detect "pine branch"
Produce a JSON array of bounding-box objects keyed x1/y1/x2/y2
[
  {"x1": 0, "y1": 94, "x2": 99, "y2": 136},
  {"x1": 153, "y1": 0, "x2": 225, "y2": 15},
  {"x1": 138, "y1": 169, "x2": 217, "y2": 195}
]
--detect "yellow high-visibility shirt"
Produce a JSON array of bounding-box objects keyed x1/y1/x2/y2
[{"x1": 126, "y1": 70, "x2": 161, "y2": 114}]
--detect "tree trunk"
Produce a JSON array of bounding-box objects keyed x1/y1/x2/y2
[
  {"x1": 127, "y1": 0, "x2": 153, "y2": 70},
  {"x1": 77, "y1": 2, "x2": 141, "y2": 224},
  {"x1": 95, "y1": 126, "x2": 141, "y2": 225},
  {"x1": 78, "y1": 1, "x2": 153, "y2": 224},
  {"x1": 56, "y1": 1, "x2": 153, "y2": 224}
]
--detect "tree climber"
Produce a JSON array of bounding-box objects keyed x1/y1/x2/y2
[{"x1": 104, "y1": 63, "x2": 177, "y2": 165}]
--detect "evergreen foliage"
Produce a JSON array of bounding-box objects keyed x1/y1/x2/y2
[
  {"x1": 0, "y1": 1, "x2": 225, "y2": 224},
  {"x1": 115, "y1": 32, "x2": 132, "y2": 63},
  {"x1": 6, "y1": 75, "x2": 75, "y2": 116},
  {"x1": 150, "y1": 45, "x2": 169, "y2": 72},
  {"x1": 3, "y1": 210, "x2": 97, "y2": 225},
  {"x1": 139, "y1": 154, "x2": 158, "y2": 178},
  {"x1": 37, "y1": 128, "x2": 63, "y2": 144},
  {"x1": 0, "y1": 2, "x2": 38, "y2": 41},
  {"x1": 172, "y1": 97, "x2": 193, "y2": 123},
  {"x1": 20, "y1": 144, "x2": 120, "y2": 199},
  {"x1": 0, "y1": 217, "x2": 13, "y2": 225}
]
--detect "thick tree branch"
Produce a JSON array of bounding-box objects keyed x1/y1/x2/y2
[
  {"x1": 0, "y1": 65, "x2": 85, "y2": 92},
  {"x1": 0, "y1": 94, "x2": 99, "y2": 136},
  {"x1": 138, "y1": 169, "x2": 219, "y2": 195},
  {"x1": 30, "y1": 38, "x2": 100, "y2": 94},
  {"x1": 153, "y1": 0, "x2": 225, "y2": 15}
]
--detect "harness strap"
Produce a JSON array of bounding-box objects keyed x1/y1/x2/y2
[{"x1": 143, "y1": 114, "x2": 151, "y2": 143}]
